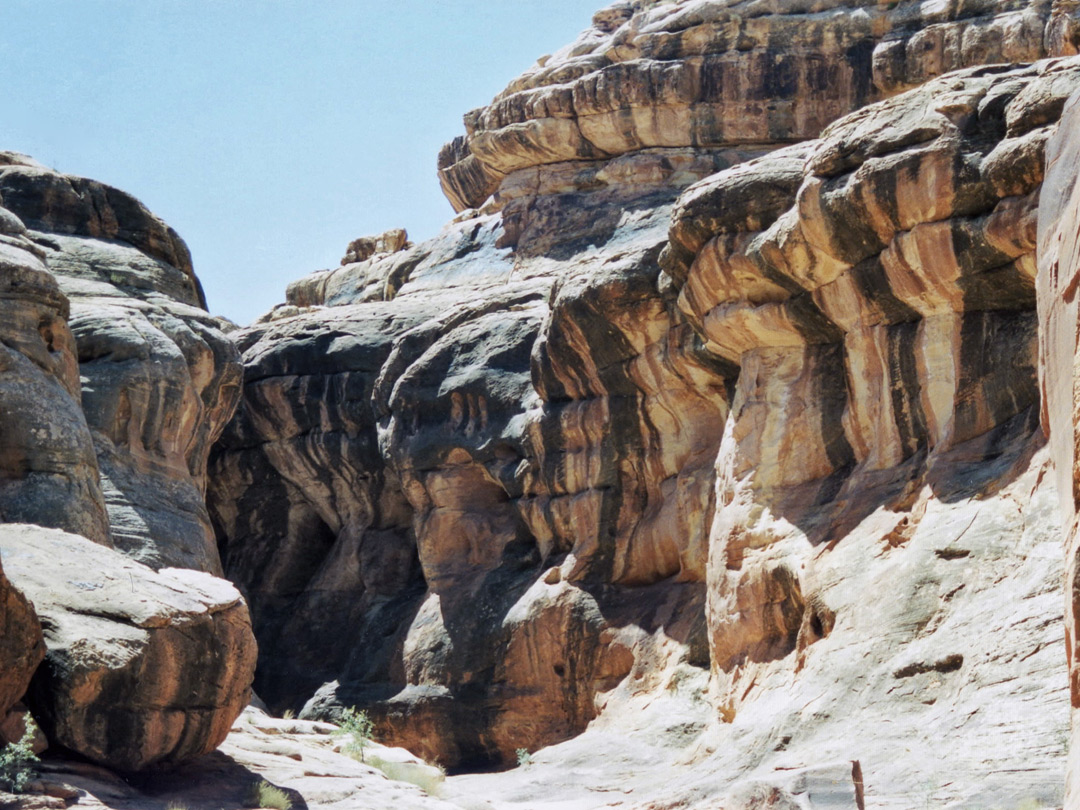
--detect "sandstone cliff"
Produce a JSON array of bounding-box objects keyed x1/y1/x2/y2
[{"x1": 207, "y1": 1, "x2": 1080, "y2": 806}]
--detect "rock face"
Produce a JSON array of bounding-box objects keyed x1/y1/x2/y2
[
  {"x1": 0, "y1": 153, "x2": 242, "y2": 572},
  {"x1": 0, "y1": 557, "x2": 44, "y2": 725},
  {"x1": 0, "y1": 523, "x2": 257, "y2": 772},
  {"x1": 209, "y1": 0, "x2": 1080, "y2": 801},
  {"x1": 0, "y1": 183, "x2": 110, "y2": 544},
  {"x1": 211, "y1": 139, "x2": 734, "y2": 765},
  {"x1": 1037, "y1": 85, "x2": 1080, "y2": 806}
]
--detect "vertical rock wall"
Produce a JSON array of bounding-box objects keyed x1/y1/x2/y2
[{"x1": 1037, "y1": 85, "x2": 1080, "y2": 806}]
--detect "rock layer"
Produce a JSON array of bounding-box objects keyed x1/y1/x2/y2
[
  {"x1": 438, "y1": 0, "x2": 1073, "y2": 211},
  {"x1": 0, "y1": 523, "x2": 256, "y2": 772}
]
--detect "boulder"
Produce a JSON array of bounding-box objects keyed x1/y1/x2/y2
[
  {"x1": 0, "y1": 524, "x2": 256, "y2": 772},
  {"x1": 341, "y1": 228, "x2": 409, "y2": 265}
]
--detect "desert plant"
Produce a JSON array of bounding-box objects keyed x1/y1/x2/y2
[
  {"x1": 165, "y1": 803, "x2": 191, "y2": 810},
  {"x1": 281, "y1": 709, "x2": 295, "y2": 720},
  {"x1": 516, "y1": 748, "x2": 532, "y2": 767},
  {"x1": 334, "y1": 707, "x2": 374, "y2": 763},
  {"x1": 367, "y1": 753, "x2": 447, "y2": 796},
  {"x1": 244, "y1": 779, "x2": 292, "y2": 810},
  {"x1": 0, "y1": 718, "x2": 39, "y2": 793}
]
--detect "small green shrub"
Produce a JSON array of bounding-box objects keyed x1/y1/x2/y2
[
  {"x1": 516, "y1": 748, "x2": 532, "y2": 767},
  {"x1": 165, "y1": 803, "x2": 191, "y2": 810},
  {"x1": 244, "y1": 779, "x2": 292, "y2": 810},
  {"x1": 0, "y1": 717, "x2": 39, "y2": 793},
  {"x1": 334, "y1": 707, "x2": 374, "y2": 763}
]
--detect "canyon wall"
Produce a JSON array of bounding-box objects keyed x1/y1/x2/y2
[
  {"x1": 0, "y1": 0, "x2": 1077, "y2": 805},
  {"x1": 208, "y1": 1, "x2": 1080, "y2": 805}
]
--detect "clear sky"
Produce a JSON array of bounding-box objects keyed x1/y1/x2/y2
[{"x1": 3, "y1": 1, "x2": 600, "y2": 325}]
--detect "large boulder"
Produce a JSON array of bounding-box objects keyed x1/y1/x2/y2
[{"x1": 0, "y1": 523, "x2": 257, "y2": 772}]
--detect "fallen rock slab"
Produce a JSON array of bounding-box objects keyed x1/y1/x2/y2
[{"x1": 0, "y1": 524, "x2": 256, "y2": 772}]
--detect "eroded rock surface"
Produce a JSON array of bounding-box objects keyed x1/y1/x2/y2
[
  {"x1": 438, "y1": 0, "x2": 1075, "y2": 211},
  {"x1": 0, "y1": 153, "x2": 242, "y2": 572},
  {"x1": 211, "y1": 137, "x2": 733, "y2": 766},
  {"x1": 0, "y1": 186, "x2": 109, "y2": 544},
  {"x1": 0, "y1": 523, "x2": 256, "y2": 772},
  {"x1": 202, "y1": 0, "x2": 1080, "y2": 805}
]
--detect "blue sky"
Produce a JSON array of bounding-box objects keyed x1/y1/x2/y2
[{"x1": 2, "y1": 2, "x2": 600, "y2": 325}]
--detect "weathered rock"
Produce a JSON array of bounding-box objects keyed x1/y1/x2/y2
[
  {"x1": 0, "y1": 189, "x2": 110, "y2": 544},
  {"x1": 0, "y1": 158, "x2": 243, "y2": 572},
  {"x1": 341, "y1": 228, "x2": 410, "y2": 265},
  {"x1": 0, "y1": 561, "x2": 43, "y2": 725},
  {"x1": 439, "y1": 0, "x2": 1075, "y2": 211},
  {"x1": 210, "y1": 144, "x2": 731, "y2": 765},
  {"x1": 0, "y1": 524, "x2": 256, "y2": 772},
  {"x1": 667, "y1": 55, "x2": 1073, "y2": 680},
  {"x1": 661, "y1": 54, "x2": 1079, "y2": 809},
  {"x1": 1036, "y1": 83, "x2": 1080, "y2": 807},
  {"x1": 3, "y1": 706, "x2": 462, "y2": 810},
  {"x1": 0, "y1": 703, "x2": 49, "y2": 753}
]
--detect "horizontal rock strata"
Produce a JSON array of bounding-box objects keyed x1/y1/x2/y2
[{"x1": 438, "y1": 0, "x2": 1074, "y2": 211}]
